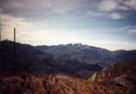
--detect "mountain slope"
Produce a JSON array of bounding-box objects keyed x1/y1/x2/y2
[{"x1": 36, "y1": 44, "x2": 136, "y2": 67}]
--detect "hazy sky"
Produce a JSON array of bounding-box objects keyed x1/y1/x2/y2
[{"x1": 0, "y1": 0, "x2": 136, "y2": 50}]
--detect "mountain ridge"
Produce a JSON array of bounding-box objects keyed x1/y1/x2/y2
[
  {"x1": 0, "y1": 40, "x2": 101, "y2": 79},
  {"x1": 36, "y1": 43, "x2": 136, "y2": 67}
]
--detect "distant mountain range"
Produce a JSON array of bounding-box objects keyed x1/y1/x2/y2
[
  {"x1": 36, "y1": 43, "x2": 136, "y2": 67},
  {"x1": 1, "y1": 40, "x2": 136, "y2": 78},
  {"x1": 0, "y1": 40, "x2": 101, "y2": 78}
]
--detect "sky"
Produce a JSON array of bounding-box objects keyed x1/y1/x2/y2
[{"x1": 0, "y1": 0, "x2": 136, "y2": 50}]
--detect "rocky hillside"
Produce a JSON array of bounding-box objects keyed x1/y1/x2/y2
[
  {"x1": 1, "y1": 61, "x2": 136, "y2": 94},
  {"x1": 89, "y1": 60, "x2": 136, "y2": 94},
  {"x1": 1, "y1": 73, "x2": 125, "y2": 94}
]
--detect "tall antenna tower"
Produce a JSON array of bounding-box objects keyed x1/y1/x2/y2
[
  {"x1": 14, "y1": 28, "x2": 16, "y2": 43},
  {"x1": 13, "y1": 28, "x2": 16, "y2": 72},
  {"x1": 0, "y1": 16, "x2": 1, "y2": 42}
]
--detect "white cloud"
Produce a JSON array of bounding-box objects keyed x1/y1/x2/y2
[
  {"x1": 119, "y1": 26, "x2": 136, "y2": 34},
  {"x1": 119, "y1": 26, "x2": 130, "y2": 31},
  {"x1": 99, "y1": 0, "x2": 118, "y2": 11},
  {"x1": 128, "y1": 29, "x2": 136, "y2": 34},
  {"x1": 87, "y1": 11, "x2": 125, "y2": 20},
  {"x1": 123, "y1": 0, "x2": 136, "y2": 10},
  {"x1": 90, "y1": 40, "x2": 136, "y2": 50},
  {"x1": 109, "y1": 13, "x2": 124, "y2": 20},
  {"x1": 1, "y1": 14, "x2": 32, "y2": 28},
  {"x1": 98, "y1": 0, "x2": 130, "y2": 12},
  {"x1": 117, "y1": 6, "x2": 129, "y2": 11}
]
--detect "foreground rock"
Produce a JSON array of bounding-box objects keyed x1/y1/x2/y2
[{"x1": 89, "y1": 60, "x2": 136, "y2": 94}]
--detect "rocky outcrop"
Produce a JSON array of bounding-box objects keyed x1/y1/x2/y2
[{"x1": 89, "y1": 60, "x2": 136, "y2": 94}]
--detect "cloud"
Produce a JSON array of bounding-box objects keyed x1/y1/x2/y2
[
  {"x1": 0, "y1": 0, "x2": 84, "y2": 16},
  {"x1": 89, "y1": 40, "x2": 136, "y2": 50},
  {"x1": 117, "y1": 6, "x2": 129, "y2": 11},
  {"x1": 123, "y1": 0, "x2": 136, "y2": 10},
  {"x1": 128, "y1": 29, "x2": 136, "y2": 33},
  {"x1": 1, "y1": 14, "x2": 32, "y2": 27},
  {"x1": 119, "y1": 26, "x2": 136, "y2": 34},
  {"x1": 87, "y1": 11, "x2": 124, "y2": 20},
  {"x1": 0, "y1": 0, "x2": 133, "y2": 21},
  {"x1": 98, "y1": 0, "x2": 130, "y2": 12},
  {"x1": 109, "y1": 13, "x2": 124, "y2": 20},
  {"x1": 98, "y1": 0, "x2": 118, "y2": 11}
]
